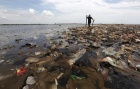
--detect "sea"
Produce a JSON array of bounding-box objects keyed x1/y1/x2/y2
[{"x1": 0, "y1": 24, "x2": 84, "y2": 80}]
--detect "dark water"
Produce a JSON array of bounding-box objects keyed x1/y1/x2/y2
[{"x1": 0, "y1": 24, "x2": 84, "y2": 77}]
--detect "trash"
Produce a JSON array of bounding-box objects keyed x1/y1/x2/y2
[
  {"x1": 68, "y1": 49, "x2": 86, "y2": 65},
  {"x1": 16, "y1": 66, "x2": 27, "y2": 76},
  {"x1": 102, "y1": 47, "x2": 120, "y2": 58},
  {"x1": 35, "y1": 51, "x2": 42, "y2": 55},
  {"x1": 136, "y1": 64, "x2": 140, "y2": 71},
  {"x1": 71, "y1": 75, "x2": 85, "y2": 80},
  {"x1": 128, "y1": 60, "x2": 137, "y2": 70},
  {"x1": 90, "y1": 42, "x2": 101, "y2": 48},
  {"x1": 15, "y1": 39, "x2": 22, "y2": 43},
  {"x1": 1, "y1": 25, "x2": 140, "y2": 89},
  {"x1": 25, "y1": 57, "x2": 39, "y2": 63},
  {"x1": 57, "y1": 73, "x2": 64, "y2": 79},
  {"x1": 135, "y1": 39, "x2": 140, "y2": 43},
  {"x1": 0, "y1": 60, "x2": 4, "y2": 63},
  {"x1": 37, "y1": 67, "x2": 45, "y2": 73},
  {"x1": 55, "y1": 79, "x2": 58, "y2": 85},
  {"x1": 21, "y1": 43, "x2": 37, "y2": 48},
  {"x1": 99, "y1": 57, "x2": 129, "y2": 69},
  {"x1": 49, "y1": 83, "x2": 57, "y2": 89},
  {"x1": 26, "y1": 76, "x2": 36, "y2": 85},
  {"x1": 25, "y1": 63, "x2": 30, "y2": 67},
  {"x1": 71, "y1": 67, "x2": 88, "y2": 78},
  {"x1": 51, "y1": 44, "x2": 57, "y2": 50},
  {"x1": 22, "y1": 85, "x2": 29, "y2": 89}
]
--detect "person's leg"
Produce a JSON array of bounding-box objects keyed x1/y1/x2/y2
[{"x1": 88, "y1": 22, "x2": 90, "y2": 27}]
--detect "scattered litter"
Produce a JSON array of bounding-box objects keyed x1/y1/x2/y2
[
  {"x1": 37, "y1": 67, "x2": 45, "y2": 73},
  {"x1": 0, "y1": 60, "x2": 5, "y2": 63},
  {"x1": 71, "y1": 75, "x2": 85, "y2": 80},
  {"x1": 25, "y1": 57, "x2": 39, "y2": 63},
  {"x1": 68, "y1": 49, "x2": 86, "y2": 65},
  {"x1": 26, "y1": 76, "x2": 36, "y2": 85},
  {"x1": 21, "y1": 43, "x2": 38, "y2": 48},
  {"x1": 56, "y1": 73, "x2": 64, "y2": 79},
  {"x1": 35, "y1": 51, "x2": 42, "y2": 55},
  {"x1": 15, "y1": 39, "x2": 22, "y2": 43},
  {"x1": 16, "y1": 66, "x2": 27, "y2": 76},
  {"x1": 22, "y1": 85, "x2": 29, "y2": 89},
  {"x1": 49, "y1": 83, "x2": 57, "y2": 89}
]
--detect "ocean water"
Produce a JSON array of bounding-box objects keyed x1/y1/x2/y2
[
  {"x1": 0, "y1": 24, "x2": 84, "y2": 47},
  {"x1": 0, "y1": 24, "x2": 84, "y2": 76}
]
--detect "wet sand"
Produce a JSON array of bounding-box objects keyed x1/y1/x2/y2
[{"x1": 0, "y1": 24, "x2": 140, "y2": 89}]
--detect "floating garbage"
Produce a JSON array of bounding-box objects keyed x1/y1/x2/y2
[
  {"x1": 136, "y1": 64, "x2": 140, "y2": 71},
  {"x1": 0, "y1": 60, "x2": 5, "y2": 64},
  {"x1": 35, "y1": 51, "x2": 42, "y2": 55},
  {"x1": 102, "y1": 47, "x2": 120, "y2": 58},
  {"x1": 1, "y1": 25, "x2": 140, "y2": 89},
  {"x1": 71, "y1": 75, "x2": 85, "y2": 80},
  {"x1": 26, "y1": 76, "x2": 36, "y2": 85},
  {"x1": 68, "y1": 49, "x2": 86, "y2": 65},
  {"x1": 21, "y1": 42, "x2": 38, "y2": 48},
  {"x1": 99, "y1": 57, "x2": 129, "y2": 69},
  {"x1": 22, "y1": 85, "x2": 29, "y2": 89},
  {"x1": 15, "y1": 39, "x2": 22, "y2": 43},
  {"x1": 25, "y1": 57, "x2": 39, "y2": 63},
  {"x1": 51, "y1": 44, "x2": 57, "y2": 50},
  {"x1": 37, "y1": 67, "x2": 45, "y2": 73},
  {"x1": 16, "y1": 66, "x2": 27, "y2": 76},
  {"x1": 49, "y1": 83, "x2": 57, "y2": 89},
  {"x1": 57, "y1": 73, "x2": 64, "y2": 79}
]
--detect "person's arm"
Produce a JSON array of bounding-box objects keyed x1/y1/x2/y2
[{"x1": 91, "y1": 17, "x2": 94, "y2": 21}]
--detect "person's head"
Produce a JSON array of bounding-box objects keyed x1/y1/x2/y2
[{"x1": 89, "y1": 14, "x2": 91, "y2": 17}]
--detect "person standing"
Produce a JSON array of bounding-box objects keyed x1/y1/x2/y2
[{"x1": 87, "y1": 14, "x2": 93, "y2": 27}]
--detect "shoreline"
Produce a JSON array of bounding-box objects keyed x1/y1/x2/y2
[{"x1": 0, "y1": 24, "x2": 140, "y2": 89}]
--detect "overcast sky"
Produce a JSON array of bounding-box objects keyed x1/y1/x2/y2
[{"x1": 0, "y1": 0, "x2": 140, "y2": 24}]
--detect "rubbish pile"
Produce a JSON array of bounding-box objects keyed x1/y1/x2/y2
[{"x1": 0, "y1": 24, "x2": 140, "y2": 89}]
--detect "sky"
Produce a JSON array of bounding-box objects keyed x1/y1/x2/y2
[{"x1": 0, "y1": 0, "x2": 140, "y2": 24}]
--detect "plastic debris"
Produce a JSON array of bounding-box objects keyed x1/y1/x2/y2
[
  {"x1": 25, "y1": 57, "x2": 39, "y2": 63},
  {"x1": 57, "y1": 73, "x2": 64, "y2": 79},
  {"x1": 68, "y1": 49, "x2": 86, "y2": 65},
  {"x1": 22, "y1": 85, "x2": 29, "y2": 89},
  {"x1": 136, "y1": 64, "x2": 140, "y2": 71},
  {"x1": 0, "y1": 60, "x2": 4, "y2": 63},
  {"x1": 16, "y1": 66, "x2": 27, "y2": 76},
  {"x1": 135, "y1": 39, "x2": 140, "y2": 42},
  {"x1": 26, "y1": 76, "x2": 36, "y2": 85},
  {"x1": 35, "y1": 52, "x2": 42, "y2": 55},
  {"x1": 102, "y1": 47, "x2": 120, "y2": 58},
  {"x1": 49, "y1": 83, "x2": 57, "y2": 89},
  {"x1": 71, "y1": 75, "x2": 85, "y2": 80},
  {"x1": 37, "y1": 67, "x2": 45, "y2": 73},
  {"x1": 15, "y1": 39, "x2": 22, "y2": 43},
  {"x1": 100, "y1": 57, "x2": 129, "y2": 69},
  {"x1": 21, "y1": 43, "x2": 37, "y2": 48}
]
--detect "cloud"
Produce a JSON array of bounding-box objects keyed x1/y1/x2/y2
[
  {"x1": 99, "y1": 0, "x2": 140, "y2": 8},
  {"x1": 39, "y1": 0, "x2": 140, "y2": 24},
  {"x1": 0, "y1": 0, "x2": 140, "y2": 24},
  {"x1": 42, "y1": 10, "x2": 54, "y2": 16},
  {"x1": 1, "y1": 16, "x2": 7, "y2": 19},
  {"x1": 29, "y1": 8, "x2": 35, "y2": 14}
]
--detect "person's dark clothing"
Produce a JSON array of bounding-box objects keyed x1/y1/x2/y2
[{"x1": 87, "y1": 16, "x2": 93, "y2": 27}]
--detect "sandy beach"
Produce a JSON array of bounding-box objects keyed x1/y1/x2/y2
[{"x1": 0, "y1": 24, "x2": 140, "y2": 89}]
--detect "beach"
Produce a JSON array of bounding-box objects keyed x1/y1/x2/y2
[{"x1": 0, "y1": 24, "x2": 140, "y2": 89}]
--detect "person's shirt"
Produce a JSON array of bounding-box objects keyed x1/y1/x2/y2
[{"x1": 87, "y1": 16, "x2": 93, "y2": 22}]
